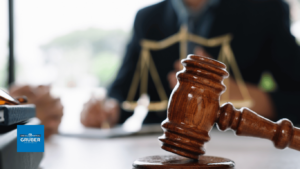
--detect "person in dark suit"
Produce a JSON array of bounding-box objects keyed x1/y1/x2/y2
[{"x1": 81, "y1": 0, "x2": 300, "y2": 127}]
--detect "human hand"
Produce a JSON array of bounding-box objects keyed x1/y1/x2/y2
[
  {"x1": 80, "y1": 97, "x2": 120, "y2": 128},
  {"x1": 9, "y1": 85, "x2": 63, "y2": 139},
  {"x1": 194, "y1": 46, "x2": 212, "y2": 58},
  {"x1": 221, "y1": 77, "x2": 275, "y2": 120}
]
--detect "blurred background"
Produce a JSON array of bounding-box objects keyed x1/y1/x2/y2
[
  {"x1": 1, "y1": 0, "x2": 300, "y2": 132},
  {"x1": 0, "y1": 0, "x2": 162, "y2": 133}
]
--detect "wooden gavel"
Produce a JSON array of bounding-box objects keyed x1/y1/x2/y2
[{"x1": 159, "y1": 54, "x2": 300, "y2": 160}]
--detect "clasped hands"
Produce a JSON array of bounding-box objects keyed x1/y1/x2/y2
[{"x1": 10, "y1": 85, "x2": 63, "y2": 139}]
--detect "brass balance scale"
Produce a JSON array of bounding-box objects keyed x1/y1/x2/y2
[{"x1": 122, "y1": 25, "x2": 253, "y2": 112}]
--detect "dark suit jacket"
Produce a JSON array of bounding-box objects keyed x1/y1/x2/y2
[{"x1": 108, "y1": 0, "x2": 300, "y2": 125}]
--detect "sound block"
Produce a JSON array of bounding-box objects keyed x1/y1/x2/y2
[{"x1": 133, "y1": 155, "x2": 235, "y2": 169}]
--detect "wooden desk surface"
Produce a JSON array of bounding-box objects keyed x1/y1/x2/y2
[{"x1": 39, "y1": 129, "x2": 300, "y2": 169}]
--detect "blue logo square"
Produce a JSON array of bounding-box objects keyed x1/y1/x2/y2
[{"x1": 17, "y1": 125, "x2": 44, "y2": 152}]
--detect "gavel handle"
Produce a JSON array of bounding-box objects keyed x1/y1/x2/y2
[{"x1": 217, "y1": 103, "x2": 300, "y2": 151}]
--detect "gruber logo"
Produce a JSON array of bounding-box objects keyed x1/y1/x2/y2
[
  {"x1": 17, "y1": 125, "x2": 44, "y2": 152},
  {"x1": 20, "y1": 133, "x2": 41, "y2": 143}
]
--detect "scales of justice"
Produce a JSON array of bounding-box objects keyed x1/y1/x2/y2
[
  {"x1": 123, "y1": 25, "x2": 300, "y2": 168},
  {"x1": 122, "y1": 25, "x2": 253, "y2": 112}
]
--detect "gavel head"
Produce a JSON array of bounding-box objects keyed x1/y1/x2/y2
[{"x1": 159, "y1": 54, "x2": 229, "y2": 160}]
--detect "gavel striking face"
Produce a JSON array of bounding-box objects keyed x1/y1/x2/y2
[{"x1": 159, "y1": 55, "x2": 300, "y2": 160}]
